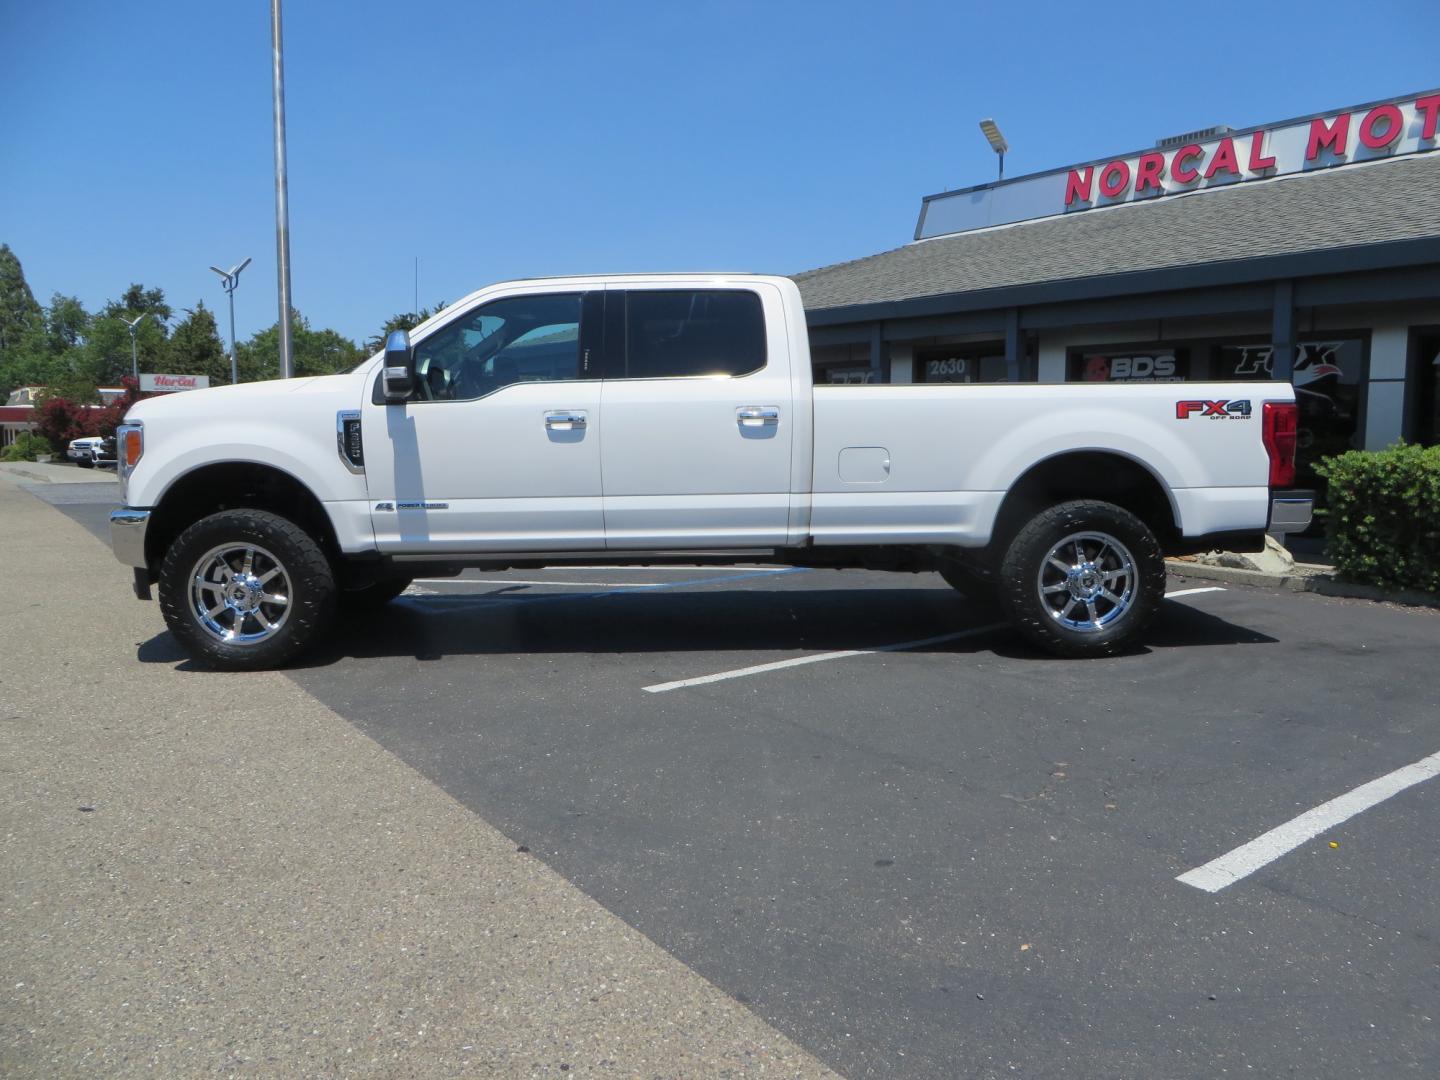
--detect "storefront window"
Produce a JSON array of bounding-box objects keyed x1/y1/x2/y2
[
  {"x1": 1217, "y1": 338, "x2": 1365, "y2": 486},
  {"x1": 914, "y1": 343, "x2": 1008, "y2": 383},
  {"x1": 1069, "y1": 348, "x2": 1187, "y2": 382},
  {"x1": 811, "y1": 343, "x2": 880, "y2": 385}
]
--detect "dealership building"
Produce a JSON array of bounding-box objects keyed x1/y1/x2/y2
[{"x1": 795, "y1": 89, "x2": 1440, "y2": 491}]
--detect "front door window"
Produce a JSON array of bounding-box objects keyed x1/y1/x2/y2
[{"x1": 411, "y1": 293, "x2": 583, "y2": 401}]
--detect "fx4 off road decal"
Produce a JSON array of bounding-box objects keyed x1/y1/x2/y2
[{"x1": 1175, "y1": 399, "x2": 1252, "y2": 420}]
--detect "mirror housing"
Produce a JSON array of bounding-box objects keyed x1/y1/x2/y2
[{"x1": 382, "y1": 329, "x2": 414, "y2": 402}]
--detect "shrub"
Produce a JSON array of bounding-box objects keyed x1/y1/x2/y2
[
  {"x1": 33, "y1": 395, "x2": 100, "y2": 448},
  {"x1": 1314, "y1": 442, "x2": 1440, "y2": 594},
  {"x1": 1, "y1": 432, "x2": 54, "y2": 462}
]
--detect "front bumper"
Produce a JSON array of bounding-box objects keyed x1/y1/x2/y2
[
  {"x1": 110, "y1": 508, "x2": 153, "y2": 600},
  {"x1": 1269, "y1": 489, "x2": 1315, "y2": 534},
  {"x1": 110, "y1": 508, "x2": 150, "y2": 568}
]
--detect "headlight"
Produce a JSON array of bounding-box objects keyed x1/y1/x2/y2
[{"x1": 116, "y1": 422, "x2": 143, "y2": 502}]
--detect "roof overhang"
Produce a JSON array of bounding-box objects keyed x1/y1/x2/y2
[{"x1": 804, "y1": 235, "x2": 1440, "y2": 327}]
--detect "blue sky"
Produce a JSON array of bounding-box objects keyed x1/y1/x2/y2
[{"x1": 2, "y1": 0, "x2": 1435, "y2": 347}]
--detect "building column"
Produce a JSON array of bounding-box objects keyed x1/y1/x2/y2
[
  {"x1": 1004, "y1": 308, "x2": 1022, "y2": 382},
  {"x1": 889, "y1": 343, "x2": 914, "y2": 384},
  {"x1": 1271, "y1": 280, "x2": 1295, "y2": 382},
  {"x1": 1364, "y1": 321, "x2": 1410, "y2": 449}
]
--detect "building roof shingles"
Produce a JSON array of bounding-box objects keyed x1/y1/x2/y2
[{"x1": 793, "y1": 154, "x2": 1440, "y2": 312}]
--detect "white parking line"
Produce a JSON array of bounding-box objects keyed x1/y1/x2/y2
[
  {"x1": 644, "y1": 586, "x2": 1226, "y2": 694},
  {"x1": 1177, "y1": 749, "x2": 1440, "y2": 893},
  {"x1": 642, "y1": 623, "x2": 1008, "y2": 694},
  {"x1": 413, "y1": 578, "x2": 664, "y2": 587}
]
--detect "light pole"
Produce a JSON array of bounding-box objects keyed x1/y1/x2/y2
[
  {"x1": 120, "y1": 314, "x2": 148, "y2": 382},
  {"x1": 979, "y1": 118, "x2": 1009, "y2": 180},
  {"x1": 270, "y1": 0, "x2": 294, "y2": 378},
  {"x1": 209, "y1": 258, "x2": 253, "y2": 383}
]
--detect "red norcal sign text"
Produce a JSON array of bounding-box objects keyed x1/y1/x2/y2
[{"x1": 1064, "y1": 94, "x2": 1440, "y2": 209}]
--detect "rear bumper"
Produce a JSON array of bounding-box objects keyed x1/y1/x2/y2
[
  {"x1": 1269, "y1": 489, "x2": 1315, "y2": 534},
  {"x1": 109, "y1": 508, "x2": 150, "y2": 568}
]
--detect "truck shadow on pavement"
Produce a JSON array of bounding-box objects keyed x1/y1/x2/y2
[{"x1": 135, "y1": 585, "x2": 1277, "y2": 670}]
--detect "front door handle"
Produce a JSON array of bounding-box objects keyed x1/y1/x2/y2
[
  {"x1": 544, "y1": 410, "x2": 587, "y2": 430},
  {"x1": 736, "y1": 406, "x2": 780, "y2": 427}
]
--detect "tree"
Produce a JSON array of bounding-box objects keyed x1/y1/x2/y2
[
  {"x1": 0, "y1": 243, "x2": 42, "y2": 352},
  {"x1": 167, "y1": 301, "x2": 229, "y2": 383},
  {"x1": 236, "y1": 309, "x2": 364, "y2": 381},
  {"x1": 82, "y1": 283, "x2": 172, "y2": 389},
  {"x1": 365, "y1": 301, "x2": 448, "y2": 353},
  {"x1": 44, "y1": 293, "x2": 89, "y2": 353},
  {"x1": 104, "y1": 284, "x2": 172, "y2": 325}
]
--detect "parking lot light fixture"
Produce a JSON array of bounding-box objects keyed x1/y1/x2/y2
[
  {"x1": 210, "y1": 258, "x2": 253, "y2": 384},
  {"x1": 120, "y1": 314, "x2": 148, "y2": 381},
  {"x1": 979, "y1": 118, "x2": 1009, "y2": 180}
]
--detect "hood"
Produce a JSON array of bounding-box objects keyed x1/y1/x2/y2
[{"x1": 123, "y1": 372, "x2": 359, "y2": 424}]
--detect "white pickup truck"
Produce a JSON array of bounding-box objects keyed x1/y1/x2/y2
[{"x1": 109, "y1": 273, "x2": 1310, "y2": 669}]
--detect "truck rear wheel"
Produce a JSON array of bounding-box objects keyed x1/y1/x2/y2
[
  {"x1": 157, "y1": 509, "x2": 337, "y2": 671},
  {"x1": 998, "y1": 499, "x2": 1165, "y2": 658}
]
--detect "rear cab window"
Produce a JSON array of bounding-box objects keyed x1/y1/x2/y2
[{"x1": 612, "y1": 289, "x2": 766, "y2": 379}]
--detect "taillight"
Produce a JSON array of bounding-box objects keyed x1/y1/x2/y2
[{"x1": 1262, "y1": 401, "x2": 1297, "y2": 488}]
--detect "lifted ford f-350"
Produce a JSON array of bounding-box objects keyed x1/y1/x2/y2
[{"x1": 109, "y1": 274, "x2": 1310, "y2": 669}]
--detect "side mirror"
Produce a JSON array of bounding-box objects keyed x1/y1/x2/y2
[{"x1": 382, "y1": 329, "x2": 414, "y2": 402}]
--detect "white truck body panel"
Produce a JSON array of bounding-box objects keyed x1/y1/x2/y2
[
  {"x1": 121, "y1": 273, "x2": 1291, "y2": 559},
  {"x1": 599, "y1": 277, "x2": 796, "y2": 549},
  {"x1": 810, "y1": 381, "x2": 1281, "y2": 545}
]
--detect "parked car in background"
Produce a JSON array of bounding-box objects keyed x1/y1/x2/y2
[
  {"x1": 67, "y1": 436, "x2": 105, "y2": 468},
  {"x1": 94, "y1": 435, "x2": 117, "y2": 469}
]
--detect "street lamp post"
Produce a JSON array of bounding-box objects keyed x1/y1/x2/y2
[
  {"x1": 209, "y1": 258, "x2": 253, "y2": 384},
  {"x1": 270, "y1": 0, "x2": 295, "y2": 378},
  {"x1": 120, "y1": 314, "x2": 147, "y2": 382},
  {"x1": 979, "y1": 118, "x2": 1009, "y2": 180}
]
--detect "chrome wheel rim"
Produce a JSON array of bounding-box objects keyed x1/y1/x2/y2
[
  {"x1": 189, "y1": 542, "x2": 293, "y2": 645},
  {"x1": 1036, "y1": 530, "x2": 1137, "y2": 632}
]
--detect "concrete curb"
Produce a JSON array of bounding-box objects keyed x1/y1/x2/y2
[
  {"x1": 0, "y1": 461, "x2": 118, "y2": 485},
  {"x1": 1167, "y1": 558, "x2": 1440, "y2": 609}
]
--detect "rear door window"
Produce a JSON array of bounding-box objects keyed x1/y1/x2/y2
[{"x1": 617, "y1": 289, "x2": 766, "y2": 379}]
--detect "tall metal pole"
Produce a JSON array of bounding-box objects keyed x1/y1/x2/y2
[
  {"x1": 130, "y1": 328, "x2": 139, "y2": 381},
  {"x1": 270, "y1": 0, "x2": 294, "y2": 378},
  {"x1": 226, "y1": 287, "x2": 238, "y2": 384}
]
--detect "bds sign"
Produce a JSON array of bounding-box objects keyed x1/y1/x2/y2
[{"x1": 140, "y1": 373, "x2": 210, "y2": 393}]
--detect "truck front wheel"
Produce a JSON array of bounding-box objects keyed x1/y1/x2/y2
[
  {"x1": 998, "y1": 499, "x2": 1165, "y2": 658},
  {"x1": 157, "y1": 509, "x2": 337, "y2": 671}
]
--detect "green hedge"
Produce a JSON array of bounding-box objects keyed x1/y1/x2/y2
[
  {"x1": 0, "y1": 432, "x2": 53, "y2": 462},
  {"x1": 1314, "y1": 442, "x2": 1440, "y2": 594}
]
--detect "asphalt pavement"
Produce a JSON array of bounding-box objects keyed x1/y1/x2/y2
[{"x1": 9, "y1": 474, "x2": 1440, "y2": 1079}]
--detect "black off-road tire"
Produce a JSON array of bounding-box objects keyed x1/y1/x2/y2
[
  {"x1": 998, "y1": 499, "x2": 1165, "y2": 659},
  {"x1": 157, "y1": 508, "x2": 337, "y2": 671},
  {"x1": 339, "y1": 576, "x2": 413, "y2": 610}
]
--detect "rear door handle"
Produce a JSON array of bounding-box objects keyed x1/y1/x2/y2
[
  {"x1": 736, "y1": 406, "x2": 779, "y2": 427},
  {"x1": 544, "y1": 410, "x2": 587, "y2": 430}
]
